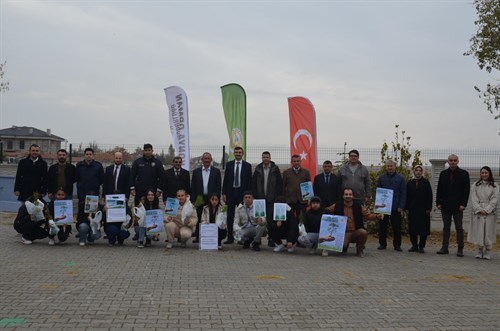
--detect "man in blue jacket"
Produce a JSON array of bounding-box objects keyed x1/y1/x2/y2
[{"x1": 377, "y1": 159, "x2": 406, "y2": 251}]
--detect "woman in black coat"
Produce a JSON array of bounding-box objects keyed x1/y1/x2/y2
[{"x1": 406, "y1": 165, "x2": 433, "y2": 253}]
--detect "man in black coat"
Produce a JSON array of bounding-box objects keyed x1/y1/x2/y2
[
  {"x1": 313, "y1": 160, "x2": 341, "y2": 208},
  {"x1": 222, "y1": 147, "x2": 252, "y2": 244},
  {"x1": 47, "y1": 148, "x2": 76, "y2": 200},
  {"x1": 14, "y1": 144, "x2": 48, "y2": 202},
  {"x1": 163, "y1": 156, "x2": 191, "y2": 201},
  {"x1": 190, "y1": 152, "x2": 221, "y2": 242},
  {"x1": 131, "y1": 144, "x2": 164, "y2": 205},
  {"x1": 436, "y1": 154, "x2": 470, "y2": 257},
  {"x1": 103, "y1": 152, "x2": 132, "y2": 199}
]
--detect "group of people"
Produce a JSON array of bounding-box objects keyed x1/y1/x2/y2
[{"x1": 12, "y1": 144, "x2": 498, "y2": 259}]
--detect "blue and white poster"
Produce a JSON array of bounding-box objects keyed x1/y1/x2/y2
[{"x1": 318, "y1": 215, "x2": 347, "y2": 252}]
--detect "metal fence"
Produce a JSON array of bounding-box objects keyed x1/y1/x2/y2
[{"x1": 63, "y1": 143, "x2": 500, "y2": 173}]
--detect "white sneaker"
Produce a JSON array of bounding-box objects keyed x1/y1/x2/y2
[
  {"x1": 79, "y1": 242, "x2": 85, "y2": 246},
  {"x1": 21, "y1": 237, "x2": 32, "y2": 245},
  {"x1": 309, "y1": 247, "x2": 316, "y2": 255},
  {"x1": 287, "y1": 246, "x2": 295, "y2": 253},
  {"x1": 48, "y1": 239, "x2": 55, "y2": 246},
  {"x1": 166, "y1": 243, "x2": 172, "y2": 249},
  {"x1": 475, "y1": 253, "x2": 483, "y2": 259},
  {"x1": 483, "y1": 252, "x2": 491, "y2": 260},
  {"x1": 322, "y1": 250, "x2": 329, "y2": 257},
  {"x1": 273, "y1": 244, "x2": 285, "y2": 252}
]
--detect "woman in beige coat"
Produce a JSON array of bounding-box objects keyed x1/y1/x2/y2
[
  {"x1": 164, "y1": 190, "x2": 198, "y2": 249},
  {"x1": 468, "y1": 166, "x2": 498, "y2": 260}
]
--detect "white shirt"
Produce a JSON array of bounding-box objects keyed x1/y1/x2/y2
[
  {"x1": 202, "y1": 166, "x2": 211, "y2": 195},
  {"x1": 113, "y1": 164, "x2": 121, "y2": 191}
]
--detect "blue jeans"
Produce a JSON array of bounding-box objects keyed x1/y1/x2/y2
[
  {"x1": 77, "y1": 222, "x2": 101, "y2": 244},
  {"x1": 104, "y1": 223, "x2": 130, "y2": 244},
  {"x1": 134, "y1": 225, "x2": 150, "y2": 243}
]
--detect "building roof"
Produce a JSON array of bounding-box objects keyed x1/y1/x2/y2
[{"x1": 0, "y1": 126, "x2": 65, "y2": 141}]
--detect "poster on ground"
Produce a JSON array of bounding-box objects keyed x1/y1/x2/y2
[{"x1": 200, "y1": 223, "x2": 218, "y2": 251}]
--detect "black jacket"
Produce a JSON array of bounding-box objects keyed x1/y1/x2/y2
[
  {"x1": 163, "y1": 167, "x2": 191, "y2": 200},
  {"x1": 14, "y1": 156, "x2": 48, "y2": 201},
  {"x1": 313, "y1": 172, "x2": 341, "y2": 208},
  {"x1": 191, "y1": 166, "x2": 221, "y2": 203},
  {"x1": 47, "y1": 163, "x2": 76, "y2": 197},
  {"x1": 131, "y1": 156, "x2": 164, "y2": 195},
  {"x1": 333, "y1": 200, "x2": 365, "y2": 230},
  {"x1": 103, "y1": 164, "x2": 132, "y2": 199},
  {"x1": 76, "y1": 160, "x2": 104, "y2": 199},
  {"x1": 252, "y1": 161, "x2": 282, "y2": 202},
  {"x1": 436, "y1": 167, "x2": 470, "y2": 211}
]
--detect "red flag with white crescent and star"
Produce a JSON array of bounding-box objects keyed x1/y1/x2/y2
[{"x1": 288, "y1": 96, "x2": 318, "y2": 180}]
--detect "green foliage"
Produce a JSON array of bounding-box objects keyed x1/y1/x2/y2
[
  {"x1": 464, "y1": 0, "x2": 500, "y2": 117},
  {"x1": 366, "y1": 124, "x2": 424, "y2": 236},
  {"x1": 193, "y1": 195, "x2": 206, "y2": 209}
]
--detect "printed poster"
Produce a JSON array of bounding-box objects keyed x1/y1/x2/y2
[
  {"x1": 253, "y1": 199, "x2": 266, "y2": 218},
  {"x1": 374, "y1": 188, "x2": 393, "y2": 215},
  {"x1": 84, "y1": 195, "x2": 99, "y2": 213},
  {"x1": 300, "y1": 181, "x2": 314, "y2": 201},
  {"x1": 54, "y1": 200, "x2": 73, "y2": 225},
  {"x1": 318, "y1": 214, "x2": 347, "y2": 252},
  {"x1": 273, "y1": 203, "x2": 287, "y2": 221},
  {"x1": 106, "y1": 194, "x2": 126, "y2": 223},
  {"x1": 199, "y1": 223, "x2": 218, "y2": 251},
  {"x1": 146, "y1": 209, "x2": 164, "y2": 234},
  {"x1": 165, "y1": 197, "x2": 179, "y2": 216}
]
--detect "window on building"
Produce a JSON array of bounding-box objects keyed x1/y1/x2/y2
[
  {"x1": 20, "y1": 140, "x2": 25, "y2": 150},
  {"x1": 7, "y1": 141, "x2": 13, "y2": 150}
]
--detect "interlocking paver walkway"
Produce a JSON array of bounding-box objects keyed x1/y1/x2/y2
[{"x1": 0, "y1": 213, "x2": 498, "y2": 330}]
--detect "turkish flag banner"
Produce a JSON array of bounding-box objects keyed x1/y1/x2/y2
[{"x1": 288, "y1": 96, "x2": 318, "y2": 179}]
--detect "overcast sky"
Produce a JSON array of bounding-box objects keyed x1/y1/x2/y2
[{"x1": 1, "y1": 0, "x2": 499, "y2": 151}]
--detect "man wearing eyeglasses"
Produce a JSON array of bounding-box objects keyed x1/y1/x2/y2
[
  {"x1": 163, "y1": 156, "x2": 191, "y2": 201},
  {"x1": 339, "y1": 149, "x2": 371, "y2": 205}
]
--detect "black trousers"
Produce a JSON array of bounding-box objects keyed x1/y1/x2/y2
[
  {"x1": 410, "y1": 234, "x2": 427, "y2": 249},
  {"x1": 378, "y1": 210, "x2": 402, "y2": 248},
  {"x1": 441, "y1": 209, "x2": 464, "y2": 249}
]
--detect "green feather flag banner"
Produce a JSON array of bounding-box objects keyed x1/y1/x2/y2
[{"x1": 221, "y1": 83, "x2": 247, "y2": 161}]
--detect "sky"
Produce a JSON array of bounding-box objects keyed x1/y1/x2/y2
[{"x1": 1, "y1": 0, "x2": 499, "y2": 151}]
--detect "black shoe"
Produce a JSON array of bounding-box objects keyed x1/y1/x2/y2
[
  {"x1": 132, "y1": 235, "x2": 138, "y2": 241},
  {"x1": 418, "y1": 248, "x2": 425, "y2": 253},
  {"x1": 252, "y1": 242, "x2": 261, "y2": 251},
  {"x1": 224, "y1": 239, "x2": 234, "y2": 244},
  {"x1": 394, "y1": 247, "x2": 402, "y2": 252},
  {"x1": 436, "y1": 248, "x2": 449, "y2": 254},
  {"x1": 377, "y1": 245, "x2": 387, "y2": 250},
  {"x1": 192, "y1": 239, "x2": 199, "y2": 244},
  {"x1": 408, "y1": 246, "x2": 418, "y2": 252},
  {"x1": 145, "y1": 238, "x2": 152, "y2": 247},
  {"x1": 242, "y1": 241, "x2": 251, "y2": 249},
  {"x1": 267, "y1": 241, "x2": 276, "y2": 247},
  {"x1": 457, "y1": 248, "x2": 464, "y2": 257}
]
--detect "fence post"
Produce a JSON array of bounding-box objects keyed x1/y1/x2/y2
[
  {"x1": 222, "y1": 145, "x2": 226, "y2": 170},
  {"x1": 69, "y1": 144, "x2": 73, "y2": 164}
]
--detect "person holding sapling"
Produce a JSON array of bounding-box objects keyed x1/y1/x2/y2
[
  {"x1": 234, "y1": 191, "x2": 267, "y2": 251},
  {"x1": 46, "y1": 187, "x2": 73, "y2": 245},
  {"x1": 14, "y1": 193, "x2": 48, "y2": 244},
  {"x1": 297, "y1": 196, "x2": 325, "y2": 255},
  {"x1": 164, "y1": 189, "x2": 197, "y2": 249},
  {"x1": 201, "y1": 193, "x2": 228, "y2": 249},
  {"x1": 326, "y1": 188, "x2": 382, "y2": 257},
  {"x1": 270, "y1": 196, "x2": 295, "y2": 253}
]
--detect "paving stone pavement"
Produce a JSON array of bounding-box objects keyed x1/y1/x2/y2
[{"x1": 0, "y1": 216, "x2": 499, "y2": 331}]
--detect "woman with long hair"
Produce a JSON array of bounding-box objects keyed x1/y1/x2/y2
[{"x1": 469, "y1": 166, "x2": 498, "y2": 260}]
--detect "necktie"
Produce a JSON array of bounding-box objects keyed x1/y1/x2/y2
[
  {"x1": 326, "y1": 174, "x2": 330, "y2": 185},
  {"x1": 175, "y1": 170, "x2": 179, "y2": 177},
  {"x1": 113, "y1": 166, "x2": 118, "y2": 192},
  {"x1": 234, "y1": 162, "x2": 240, "y2": 188}
]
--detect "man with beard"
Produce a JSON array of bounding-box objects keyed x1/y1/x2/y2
[{"x1": 47, "y1": 149, "x2": 76, "y2": 200}]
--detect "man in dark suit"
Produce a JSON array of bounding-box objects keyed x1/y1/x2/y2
[
  {"x1": 222, "y1": 147, "x2": 252, "y2": 244},
  {"x1": 313, "y1": 160, "x2": 341, "y2": 208},
  {"x1": 14, "y1": 144, "x2": 48, "y2": 202},
  {"x1": 103, "y1": 152, "x2": 132, "y2": 199},
  {"x1": 436, "y1": 154, "x2": 470, "y2": 257},
  {"x1": 191, "y1": 152, "x2": 222, "y2": 242},
  {"x1": 103, "y1": 151, "x2": 132, "y2": 245},
  {"x1": 163, "y1": 156, "x2": 191, "y2": 201}
]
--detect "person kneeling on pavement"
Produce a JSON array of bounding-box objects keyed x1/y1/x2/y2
[
  {"x1": 234, "y1": 191, "x2": 267, "y2": 251},
  {"x1": 326, "y1": 188, "x2": 383, "y2": 257},
  {"x1": 14, "y1": 195, "x2": 48, "y2": 244},
  {"x1": 297, "y1": 196, "x2": 327, "y2": 256}
]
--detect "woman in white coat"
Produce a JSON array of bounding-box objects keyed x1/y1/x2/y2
[{"x1": 468, "y1": 166, "x2": 498, "y2": 260}]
